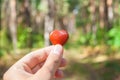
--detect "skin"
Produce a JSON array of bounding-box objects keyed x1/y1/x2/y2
[{"x1": 3, "y1": 44, "x2": 67, "y2": 80}]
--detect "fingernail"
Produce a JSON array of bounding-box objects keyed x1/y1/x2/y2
[{"x1": 51, "y1": 45, "x2": 62, "y2": 55}]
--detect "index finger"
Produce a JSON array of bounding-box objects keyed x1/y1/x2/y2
[{"x1": 17, "y1": 45, "x2": 54, "y2": 69}]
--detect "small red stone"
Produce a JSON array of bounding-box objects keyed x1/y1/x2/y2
[{"x1": 50, "y1": 30, "x2": 69, "y2": 45}]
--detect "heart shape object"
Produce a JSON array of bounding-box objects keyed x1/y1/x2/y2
[{"x1": 50, "y1": 30, "x2": 69, "y2": 45}]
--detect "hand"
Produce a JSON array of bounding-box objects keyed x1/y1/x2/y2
[{"x1": 3, "y1": 44, "x2": 67, "y2": 80}]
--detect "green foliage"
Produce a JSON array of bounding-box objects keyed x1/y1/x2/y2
[
  {"x1": 32, "y1": 33, "x2": 44, "y2": 48},
  {"x1": 17, "y1": 25, "x2": 44, "y2": 48},
  {"x1": 38, "y1": 0, "x2": 48, "y2": 12},
  {"x1": 107, "y1": 19, "x2": 120, "y2": 48},
  {"x1": 107, "y1": 26, "x2": 120, "y2": 48},
  {"x1": 67, "y1": 0, "x2": 79, "y2": 12},
  {"x1": 35, "y1": 0, "x2": 41, "y2": 10},
  {"x1": 17, "y1": 25, "x2": 30, "y2": 48},
  {"x1": 0, "y1": 49, "x2": 5, "y2": 57},
  {"x1": 77, "y1": 32, "x2": 91, "y2": 45},
  {"x1": 0, "y1": 48, "x2": 7, "y2": 57},
  {"x1": 0, "y1": 28, "x2": 11, "y2": 56},
  {"x1": 55, "y1": 0, "x2": 69, "y2": 16},
  {"x1": 76, "y1": 26, "x2": 120, "y2": 48}
]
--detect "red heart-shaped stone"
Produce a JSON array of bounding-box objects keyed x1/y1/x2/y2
[{"x1": 50, "y1": 30, "x2": 69, "y2": 45}]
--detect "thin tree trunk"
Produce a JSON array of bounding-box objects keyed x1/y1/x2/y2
[
  {"x1": 67, "y1": 14, "x2": 76, "y2": 33},
  {"x1": 8, "y1": 0, "x2": 17, "y2": 53},
  {"x1": 23, "y1": 0, "x2": 31, "y2": 27},
  {"x1": 31, "y1": 0, "x2": 45, "y2": 34},
  {"x1": 107, "y1": 0, "x2": 113, "y2": 29},
  {"x1": 1, "y1": 0, "x2": 8, "y2": 30},
  {"x1": 0, "y1": 0, "x2": 2, "y2": 28},
  {"x1": 90, "y1": 0, "x2": 97, "y2": 44},
  {"x1": 90, "y1": 0, "x2": 96, "y2": 33},
  {"x1": 104, "y1": 0, "x2": 108, "y2": 30},
  {"x1": 99, "y1": 0, "x2": 105, "y2": 29},
  {"x1": 44, "y1": 0, "x2": 55, "y2": 46},
  {"x1": 99, "y1": 0, "x2": 113, "y2": 30},
  {"x1": 23, "y1": 0, "x2": 32, "y2": 48}
]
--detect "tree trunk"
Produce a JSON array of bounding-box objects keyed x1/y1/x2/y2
[
  {"x1": 67, "y1": 14, "x2": 76, "y2": 34},
  {"x1": 99, "y1": 0, "x2": 105, "y2": 29},
  {"x1": 23, "y1": 0, "x2": 31, "y2": 27},
  {"x1": 107, "y1": 0, "x2": 113, "y2": 29},
  {"x1": 23, "y1": 0, "x2": 32, "y2": 48},
  {"x1": 44, "y1": 0, "x2": 55, "y2": 46},
  {"x1": 8, "y1": 0, "x2": 17, "y2": 53},
  {"x1": 0, "y1": 0, "x2": 2, "y2": 29},
  {"x1": 89, "y1": 0, "x2": 97, "y2": 44},
  {"x1": 90, "y1": 0, "x2": 96, "y2": 33},
  {"x1": 104, "y1": 0, "x2": 108, "y2": 30},
  {"x1": 99, "y1": 0, "x2": 113, "y2": 30}
]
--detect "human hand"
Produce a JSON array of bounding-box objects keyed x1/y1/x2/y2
[{"x1": 3, "y1": 44, "x2": 67, "y2": 80}]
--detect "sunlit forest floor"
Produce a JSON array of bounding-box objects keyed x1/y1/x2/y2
[
  {"x1": 0, "y1": 46, "x2": 120, "y2": 80},
  {"x1": 64, "y1": 47, "x2": 120, "y2": 80}
]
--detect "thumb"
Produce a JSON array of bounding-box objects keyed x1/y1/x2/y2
[{"x1": 35, "y1": 44, "x2": 63, "y2": 79}]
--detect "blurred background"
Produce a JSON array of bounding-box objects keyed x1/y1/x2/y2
[{"x1": 0, "y1": 0, "x2": 120, "y2": 80}]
